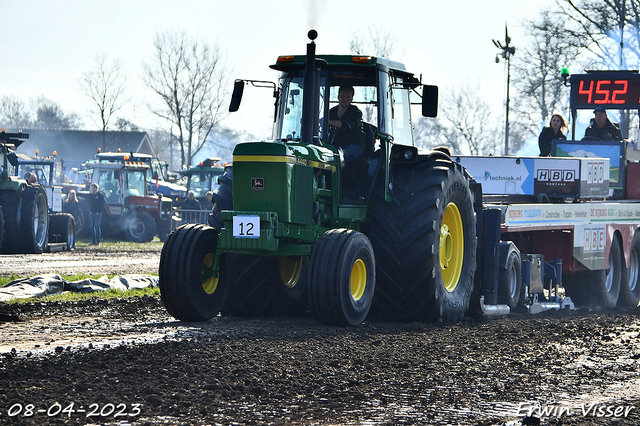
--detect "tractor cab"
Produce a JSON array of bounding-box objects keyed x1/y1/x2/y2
[{"x1": 230, "y1": 31, "x2": 437, "y2": 212}]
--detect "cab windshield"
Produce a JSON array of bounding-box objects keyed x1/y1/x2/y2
[{"x1": 274, "y1": 69, "x2": 378, "y2": 143}]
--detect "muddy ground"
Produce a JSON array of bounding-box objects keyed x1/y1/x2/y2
[
  {"x1": 0, "y1": 245, "x2": 640, "y2": 425},
  {"x1": 0, "y1": 243, "x2": 162, "y2": 278}
]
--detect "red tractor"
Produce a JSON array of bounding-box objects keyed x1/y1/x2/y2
[{"x1": 75, "y1": 159, "x2": 173, "y2": 242}]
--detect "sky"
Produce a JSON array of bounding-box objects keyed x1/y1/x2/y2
[{"x1": 0, "y1": 0, "x2": 558, "y2": 160}]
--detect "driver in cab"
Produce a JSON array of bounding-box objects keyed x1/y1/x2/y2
[
  {"x1": 328, "y1": 85, "x2": 366, "y2": 165},
  {"x1": 584, "y1": 107, "x2": 622, "y2": 141}
]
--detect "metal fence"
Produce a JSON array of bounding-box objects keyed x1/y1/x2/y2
[{"x1": 171, "y1": 209, "x2": 211, "y2": 230}]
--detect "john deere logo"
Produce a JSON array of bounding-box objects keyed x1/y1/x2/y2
[{"x1": 251, "y1": 177, "x2": 265, "y2": 190}]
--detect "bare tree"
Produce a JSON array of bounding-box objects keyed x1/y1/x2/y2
[
  {"x1": 439, "y1": 85, "x2": 500, "y2": 155},
  {"x1": 0, "y1": 95, "x2": 31, "y2": 129},
  {"x1": 557, "y1": 0, "x2": 635, "y2": 68},
  {"x1": 146, "y1": 128, "x2": 175, "y2": 164},
  {"x1": 349, "y1": 26, "x2": 401, "y2": 60},
  {"x1": 142, "y1": 30, "x2": 229, "y2": 168},
  {"x1": 512, "y1": 10, "x2": 582, "y2": 140},
  {"x1": 79, "y1": 54, "x2": 129, "y2": 149},
  {"x1": 348, "y1": 26, "x2": 401, "y2": 123},
  {"x1": 413, "y1": 116, "x2": 463, "y2": 154},
  {"x1": 555, "y1": 0, "x2": 640, "y2": 136},
  {"x1": 114, "y1": 117, "x2": 140, "y2": 132},
  {"x1": 31, "y1": 96, "x2": 80, "y2": 130}
]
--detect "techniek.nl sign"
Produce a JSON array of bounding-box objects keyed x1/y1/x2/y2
[{"x1": 455, "y1": 156, "x2": 608, "y2": 198}]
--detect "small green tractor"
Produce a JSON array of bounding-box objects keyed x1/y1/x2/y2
[
  {"x1": 159, "y1": 31, "x2": 477, "y2": 325},
  {"x1": 178, "y1": 157, "x2": 225, "y2": 206}
]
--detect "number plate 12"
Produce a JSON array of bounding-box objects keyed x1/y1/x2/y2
[{"x1": 233, "y1": 216, "x2": 260, "y2": 238}]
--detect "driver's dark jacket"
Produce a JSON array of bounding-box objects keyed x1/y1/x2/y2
[
  {"x1": 584, "y1": 118, "x2": 622, "y2": 141},
  {"x1": 328, "y1": 105, "x2": 365, "y2": 150}
]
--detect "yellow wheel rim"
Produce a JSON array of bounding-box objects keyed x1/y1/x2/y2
[
  {"x1": 440, "y1": 202, "x2": 464, "y2": 292},
  {"x1": 279, "y1": 257, "x2": 303, "y2": 288},
  {"x1": 201, "y1": 253, "x2": 219, "y2": 295},
  {"x1": 351, "y1": 258, "x2": 367, "y2": 301}
]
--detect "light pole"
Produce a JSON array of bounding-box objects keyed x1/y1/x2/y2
[{"x1": 493, "y1": 25, "x2": 516, "y2": 155}]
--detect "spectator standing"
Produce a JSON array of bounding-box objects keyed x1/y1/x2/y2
[
  {"x1": 64, "y1": 190, "x2": 79, "y2": 221},
  {"x1": 89, "y1": 183, "x2": 106, "y2": 245},
  {"x1": 182, "y1": 190, "x2": 202, "y2": 223},
  {"x1": 202, "y1": 191, "x2": 214, "y2": 210}
]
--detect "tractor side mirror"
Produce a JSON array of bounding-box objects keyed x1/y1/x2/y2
[
  {"x1": 422, "y1": 85, "x2": 438, "y2": 118},
  {"x1": 229, "y1": 80, "x2": 245, "y2": 112}
]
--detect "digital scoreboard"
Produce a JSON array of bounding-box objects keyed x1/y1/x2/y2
[{"x1": 570, "y1": 72, "x2": 640, "y2": 109}]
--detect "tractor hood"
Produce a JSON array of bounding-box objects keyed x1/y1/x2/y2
[{"x1": 233, "y1": 141, "x2": 336, "y2": 171}]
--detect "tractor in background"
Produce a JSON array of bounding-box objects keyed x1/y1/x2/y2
[
  {"x1": 0, "y1": 130, "x2": 74, "y2": 253},
  {"x1": 75, "y1": 158, "x2": 173, "y2": 242}
]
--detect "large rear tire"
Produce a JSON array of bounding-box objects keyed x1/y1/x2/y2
[
  {"x1": 365, "y1": 155, "x2": 477, "y2": 322},
  {"x1": 309, "y1": 229, "x2": 375, "y2": 326},
  {"x1": 18, "y1": 185, "x2": 49, "y2": 254},
  {"x1": 159, "y1": 224, "x2": 227, "y2": 321},
  {"x1": 619, "y1": 231, "x2": 640, "y2": 308}
]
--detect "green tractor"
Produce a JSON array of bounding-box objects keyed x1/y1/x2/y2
[
  {"x1": 178, "y1": 157, "x2": 225, "y2": 207},
  {"x1": 159, "y1": 30, "x2": 477, "y2": 325},
  {"x1": 0, "y1": 131, "x2": 50, "y2": 254}
]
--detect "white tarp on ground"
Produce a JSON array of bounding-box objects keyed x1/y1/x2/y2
[{"x1": 0, "y1": 274, "x2": 159, "y2": 302}]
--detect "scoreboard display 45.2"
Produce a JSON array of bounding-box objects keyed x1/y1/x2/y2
[{"x1": 570, "y1": 72, "x2": 640, "y2": 109}]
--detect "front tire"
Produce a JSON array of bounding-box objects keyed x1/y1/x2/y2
[
  {"x1": 159, "y1": 224, "x2": 227, "y2": 321},
  {"x1": 365, "y1": 155, "x2": 477, "y2": 322},
  {"x1": 309, "y1": 229, "x2": 375, "y2": 326}
]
